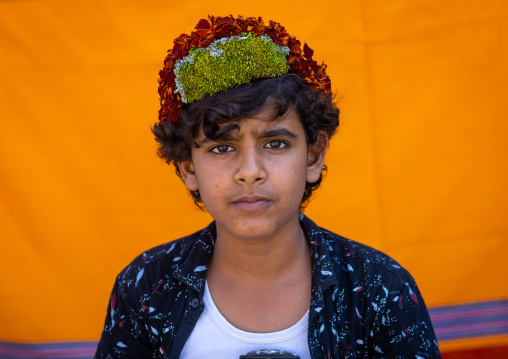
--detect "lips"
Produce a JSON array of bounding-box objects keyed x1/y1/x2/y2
[{"x1": 231, "y1": 195, "x2": 272, "y2": 211}]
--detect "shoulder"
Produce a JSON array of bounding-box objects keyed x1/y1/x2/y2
[
  {"x1": 303, "y1": 217, "x2": 440, "y2": 357},
  {"x1": 96, "y1": 226, "x2": 216, "y2": 357},
  {"x1": 115, "y1": 223, "x2": 215, "y2": 287},
  {"x1": 323, "y1": 227, "x2": 411, "y2": 280},
  {"x1": 302, "y1": 216, "x2": 415, "y2": 287}
]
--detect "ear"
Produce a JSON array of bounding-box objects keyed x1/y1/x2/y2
[
  {"x1": 307, "y1": 132, "x2": 329, "y2": 183},
  {"x1": 177, "y1": 159, "x2": 199, "y2": 191}
]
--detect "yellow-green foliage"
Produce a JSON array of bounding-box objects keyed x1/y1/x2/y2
[{"x1": 174, "y1": 34, "x2": 290, "y2": 103}]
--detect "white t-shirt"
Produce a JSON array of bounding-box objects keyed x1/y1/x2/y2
[{"x1": 180, "y1": 281, "x2": 311, "y2": 359}]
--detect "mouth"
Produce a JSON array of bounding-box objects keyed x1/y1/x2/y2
[{"x1": 231, "y1": 195, "x2": 272, "y2": 211}]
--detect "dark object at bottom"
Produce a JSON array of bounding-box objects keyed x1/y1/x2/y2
[{"x1": 240, "y1": 349, "x2": 300, "y2": 359}]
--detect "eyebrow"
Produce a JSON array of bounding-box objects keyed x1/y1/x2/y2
[
  {"x1": 258, "y1": 128, "x2": 298, "y2": 139},
  {"x1": 198, "y1": 127, "x2": 298, "y2": 145}
]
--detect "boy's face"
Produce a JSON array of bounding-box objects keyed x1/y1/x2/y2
[{"x1": 178, "y1": 106, "x2": 328, "y2": 241}]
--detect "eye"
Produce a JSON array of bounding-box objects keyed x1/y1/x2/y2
[
  {"x1": 211, "y1": 145, "x2": 233, "y2": 153},
  {"x1": 265, "y1": 140, "x2": 288, "y2": 149}
]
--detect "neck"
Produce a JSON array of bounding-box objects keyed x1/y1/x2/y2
[{"x1": 209, "y1": 215, "x2": 310, "y2": 284}]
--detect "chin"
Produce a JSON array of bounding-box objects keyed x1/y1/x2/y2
[{"x1": 220, "y1": 213, "x2": 299, "y2": 241}]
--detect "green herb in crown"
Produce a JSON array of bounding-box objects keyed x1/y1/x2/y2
[{"x1": 173, "y1": 34, "x2": 290, "y2": 104}]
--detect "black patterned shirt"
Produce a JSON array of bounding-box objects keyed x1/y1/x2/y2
[{"x1": 95, "y1": 216, "x2": 441, "y2": 358}]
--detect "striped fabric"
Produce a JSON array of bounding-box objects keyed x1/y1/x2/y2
[
  {"x1": 0, "y1": 300, "x2": 506, "y2": 358},
  {"x1": 429, "y1": 299, "x2": 508, "y2": 341},
  {"x1": 0, "y1": 341, "x2": 97, "y2": 359}
]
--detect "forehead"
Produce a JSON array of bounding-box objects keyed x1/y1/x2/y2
[{"x1": 196, "y1": 107, "x2": 303, "y2": 141}]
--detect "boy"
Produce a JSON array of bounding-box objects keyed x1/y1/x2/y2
[{"x1": 95, "y1": 15, "x2": 441, "y2": 358}]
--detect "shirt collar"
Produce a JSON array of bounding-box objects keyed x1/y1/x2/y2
[
  {"x1": 300, "y1": 215, "x2": 339, "y2": 317},
  {"x1": 173, "y1": 221, "x2": 216, "y2": 293}
]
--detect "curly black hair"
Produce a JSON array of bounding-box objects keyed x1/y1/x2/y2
[{"x1": 152, "y1": 73, "x2": 339, "y2": 209}]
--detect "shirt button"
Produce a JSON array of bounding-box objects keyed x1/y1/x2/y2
[{"x1": 190, "y1": 298, "x2": 199, "y2": 308}]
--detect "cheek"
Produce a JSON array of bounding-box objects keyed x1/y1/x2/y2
[
  {"x1": 194, "y1": 164, "x2": 230, "y2": 207},
  {"x1": 270, "y1": 157, "x2": 308, "y2": 195}
]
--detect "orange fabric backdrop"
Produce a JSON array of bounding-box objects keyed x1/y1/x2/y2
[{"x1": 1, "y1": 0, "x2": 507, "y2": 352}]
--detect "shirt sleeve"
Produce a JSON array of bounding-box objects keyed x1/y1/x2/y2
[
  {"x1": 372, "y1": 276, "x2": 441, "y2": 359},
  {"x1": 94, "y1": 273, "x2": 152, "y2": 359}
]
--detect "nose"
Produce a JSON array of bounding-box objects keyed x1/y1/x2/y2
[{"x1": 234, "y1": 148, "x2": 267, "y2": 185}]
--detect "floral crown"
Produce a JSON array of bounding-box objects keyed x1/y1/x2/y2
[{"x1": 157, "y1": 15, "x2": 332, "y2": 125}]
